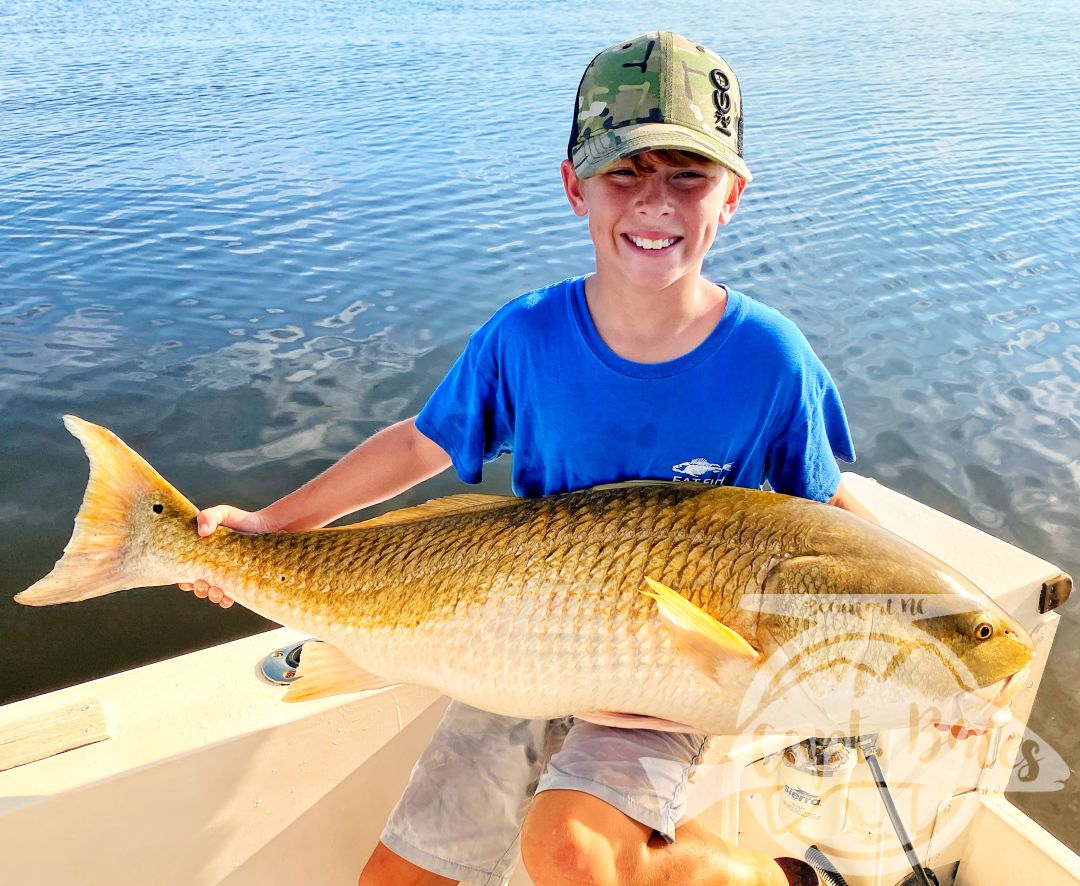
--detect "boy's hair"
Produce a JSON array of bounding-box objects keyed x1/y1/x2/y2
[
  {"x1": 568, "y1": 32, "x2": 750, "y2": 183},
  {"x1": 619, "y1": 149, "x2": 704, "y2": 174}
]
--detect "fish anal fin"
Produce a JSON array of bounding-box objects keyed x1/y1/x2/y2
[
  {"x1": 642, "y1": 576, "x2": 760, "y2": 679},
  {"x1": 575, "y1": 711, "x2": 701, "y2": 733},
  {"x1": 346, "y1": 494, "x2": 522, "y2": 530},
  {"x1": 282, "y1": 641, "x2": 398, "y2": 702}
]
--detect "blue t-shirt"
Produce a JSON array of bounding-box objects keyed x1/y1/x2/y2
[{"x1": 416, "y1": 276, "x2": 854, "y2": 501}]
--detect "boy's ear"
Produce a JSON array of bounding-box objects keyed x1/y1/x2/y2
[
  {"x1": 561, "y1": 159, "x2": 589, "y2": 217},
  {"x1": 717, "y1": 174, "x2": 747, "y2": 225}
]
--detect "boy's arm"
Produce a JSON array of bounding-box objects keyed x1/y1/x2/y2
[
  {"x1": 827, "y1": 476, "x2": 879, "y2": 525},
  {"x1": 215, "y1": 416, "x2": 451, "y2": 534},
  {"x1": 180, "y1": 417, "x2": 451, "y2": 606}
]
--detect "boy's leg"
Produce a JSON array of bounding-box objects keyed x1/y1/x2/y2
[
  {"x1": 358, "y1": 840, "x2": 456, "y2": 885},
  {"x1": 361, "y1": 700, "x2": 571, "y2": 886},
  {"x1": 521, "y1": 790, "x2": 787, "y2": 886},
  {"x1": 519, "y1": 723, "x2": 789, "y2": 886}
]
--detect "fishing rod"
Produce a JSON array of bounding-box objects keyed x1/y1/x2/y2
[{"x1": 856, "y1": 734, "x2": 939, "y2": 886}]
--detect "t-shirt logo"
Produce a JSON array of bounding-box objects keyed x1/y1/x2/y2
[{"x1": 672, "y1": 458, "x2": 733, "y2": 485}]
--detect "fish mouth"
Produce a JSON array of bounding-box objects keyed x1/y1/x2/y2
[{"x1": 974, "y1": 665, "x2": 1030, "y2": 708}]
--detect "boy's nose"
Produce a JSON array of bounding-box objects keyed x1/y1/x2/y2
[{"x1": 635, "y1": 176, "x2": 673, "y2": 214}]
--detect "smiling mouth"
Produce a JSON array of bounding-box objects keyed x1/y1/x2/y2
[{"x1": 624, "y1": 234, "x2": 682, "y2": 251}]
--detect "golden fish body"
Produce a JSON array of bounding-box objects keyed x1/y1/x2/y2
[{"x1": 16, "y1": 417, "x2": 1036, "y2": 737}]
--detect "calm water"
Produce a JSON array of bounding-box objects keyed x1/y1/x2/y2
[{"x1": 2, "y1": 0, "x2": 1078, "y2": 847}]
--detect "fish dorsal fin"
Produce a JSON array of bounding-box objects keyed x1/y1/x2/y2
[
  {"x1": 588, "y1": 480, "x2": 679, "y2": 492},
  {"x1": 642, "y1": 577, "x2": 760, "y2": 678},
  {"x1": 282, "y1": 641, "x2": 398, "y2": 702},
  {"x1": 348, "y1": 494, "x2": 523, "y2": 530}
]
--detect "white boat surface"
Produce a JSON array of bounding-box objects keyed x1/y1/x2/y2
[{"x1": 1, "y1": 474, "x2": 1077, "y2": 885}]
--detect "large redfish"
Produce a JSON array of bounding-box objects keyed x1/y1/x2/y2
[{"x1": 16, "y1": 416, "x2": 1034, "y2": 737}]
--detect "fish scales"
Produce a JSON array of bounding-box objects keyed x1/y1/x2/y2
[{"x1": 193, "y1": 491, "x2": 762, "y2": 657}]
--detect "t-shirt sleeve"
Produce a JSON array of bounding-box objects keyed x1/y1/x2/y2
[
  {"x1": 415, "y1": 327, "x2": 514, "y2": 485},
  {"x1": 765, "y1": 358, "x2": 855, "y2": 502}
]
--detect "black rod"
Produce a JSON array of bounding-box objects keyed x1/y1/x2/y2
[{"x1": 857, "y1": 735, "x2": 935, "y2": 886}]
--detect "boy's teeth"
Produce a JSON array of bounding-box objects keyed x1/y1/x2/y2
[{"x1": 629, "y1": 235, "x2": 677, "y2": 250}]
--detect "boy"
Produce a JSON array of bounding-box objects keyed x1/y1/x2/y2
[{"x1": 183, "y1": 32, "x2": 868, "y2": 885}]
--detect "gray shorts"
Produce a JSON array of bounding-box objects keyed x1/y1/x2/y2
[{"x1": 381, "y1": 701, "x2": 711, "y2": 886}]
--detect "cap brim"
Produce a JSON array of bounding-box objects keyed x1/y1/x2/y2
[{"x1": 572, "y1": 122, "x2": 751, "y2": 183}]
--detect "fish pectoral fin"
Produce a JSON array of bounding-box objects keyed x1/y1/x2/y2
[
  {"x1": 348, "y1": 493, "x2": 523, "y2": 529},
  {"x1": 642, "y1": 576, "x2": 759, "y2": 678},
  {"x1": 575, "y1": 711, "x2": 702, "y2": 733},
  {"x1": 282, "y1": 641, "x2": 398, "y2": 702}
]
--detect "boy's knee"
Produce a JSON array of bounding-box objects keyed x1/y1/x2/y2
[
  {"x1": 521, "y1": 791, "x2": 640, "y2": 885},
  {"x1": 521, "y1": 820, "x2": 616, "y2": 885}
]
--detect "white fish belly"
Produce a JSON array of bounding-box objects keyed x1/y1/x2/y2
[
  {"x1": 319, "y1": 591, "x2": 750, "y2": 733},
  {"x1": 235, "y1": 580, "x2": 893, "y2": 737}
]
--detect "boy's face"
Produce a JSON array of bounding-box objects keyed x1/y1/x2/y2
[{"x1": 561, "y1": 153, "x2": 745, "y2": 294}]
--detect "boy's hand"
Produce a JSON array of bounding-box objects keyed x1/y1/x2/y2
[
  {"x1": 178, "y1": 505, "x2": 273, "y2": 608},
  {"x1": 195, "y1": 505, "x2": 273, "y2": 537}
]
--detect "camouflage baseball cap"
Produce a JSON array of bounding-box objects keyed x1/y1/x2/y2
[{"x1": 568, "y1": 32, "x2": 751, "y2": 182}]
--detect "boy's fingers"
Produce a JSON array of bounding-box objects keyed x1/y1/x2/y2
[
  {"x1": 197, "y1": 507, "x2": 227, "y2": 537},
  {"x1": 179, "y1": 580, "x2": 232, "y2": 607}
]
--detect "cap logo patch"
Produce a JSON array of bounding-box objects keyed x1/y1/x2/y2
[{"x1": 710, "y1": 69, "x2": 733, "y2": 137}]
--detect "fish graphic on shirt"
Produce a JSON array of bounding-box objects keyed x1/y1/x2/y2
[{"x1": 673, "y1": 458, "x2": 732, "y2": 479}]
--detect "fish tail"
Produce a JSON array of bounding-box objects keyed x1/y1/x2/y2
[{"x1": 14, "y1": 415, "x2": 196, "y2": 606}]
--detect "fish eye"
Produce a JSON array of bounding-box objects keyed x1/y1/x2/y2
[
  {"x1": 974, "y1": 621, "x2": 994, "y2": 640},
  {"x1": 152, "y1": 503, "x2": 164, "y2": 514}
]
